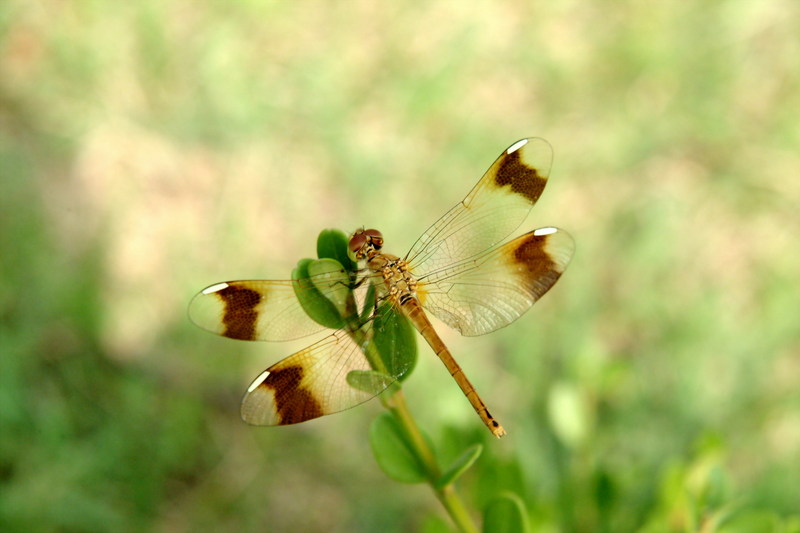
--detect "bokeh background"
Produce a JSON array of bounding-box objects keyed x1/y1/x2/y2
[{"x1": 2, "y1": 1, "x2": 799, "y2": 532}]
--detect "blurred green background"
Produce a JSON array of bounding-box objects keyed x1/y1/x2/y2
[{"x1": 2, "y1": 1, "x2": 799, "y2": 532}]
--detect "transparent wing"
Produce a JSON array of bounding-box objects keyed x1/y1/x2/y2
[
  {"x1": 240, "y1": 303, "x2": 414, "y2": 425},
  {"x1": 405, "y1": 138, "x2": 553, "y2": 277},
  {"x1": 416, "y1": 228, "x2": 574, "y2": 336},
  {"x1": 189, "y1": 270, "x2": 381, "y2": 342},
  {"x1": 189, "y1": 280, "x2": 326, "y2": 341}
]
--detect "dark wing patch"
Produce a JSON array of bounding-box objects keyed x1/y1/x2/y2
[
  {"x1": 494, "y1": 147, "x2": 547, "y2": 204},
  {"x1": 258, "y1": 366, "x2": 324, "y2": 425},
  {"x1": 216, "y1": 285, "x2": 261, "y2": 340}
]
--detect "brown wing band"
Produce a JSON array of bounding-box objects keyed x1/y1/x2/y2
[
  {"x1": 512, "y1": 232, "x2": 563, "y2": 295},
  {"x1": 216, "y1": 285, "x2": 261, "y2": 340},
  {"x1": 494, "y1": 149, "x2": 547, "y2": 204},
  {"x1": 261, "y1": 366, "x2": 324, "y2": 425}
]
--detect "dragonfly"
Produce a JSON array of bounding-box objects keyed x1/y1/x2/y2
[{"x1": 189, "y1": 138, "x2": 574, "y2": 437}]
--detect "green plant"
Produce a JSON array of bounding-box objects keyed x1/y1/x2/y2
[{"x1": 293, "y1": 228, "x2": 529, "y2": 533}]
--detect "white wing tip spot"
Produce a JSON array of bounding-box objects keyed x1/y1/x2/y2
[
  {"x1": 247, "y1": 370, "x2": 270, "y2": 393},
  {"x1": 534, "y1": 227, "x2": 558, "y2": 236},
  {"x1": 507, "y1": 138, "x2": 529, "y2": 154},
  {"x1": 202, "y1": 282, "x2": 230, "y2": 294}
]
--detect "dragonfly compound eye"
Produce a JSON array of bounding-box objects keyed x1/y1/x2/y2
[
  {"x1": 348, "y1": 231, "x2": 367, "y2": 255},
  {"x1": 364, "y1": 228, "x2": 384, "y2": 249}
]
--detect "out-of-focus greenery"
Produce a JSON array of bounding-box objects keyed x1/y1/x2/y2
[{"x1": 2, "y1": 1, "x2": 799, "y2": 532}]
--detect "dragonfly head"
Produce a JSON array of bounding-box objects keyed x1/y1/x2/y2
[{"x1": 348, "y1": 228, "x2": 384, "y2": 261}]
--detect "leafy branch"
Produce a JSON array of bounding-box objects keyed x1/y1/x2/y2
[{"x1": 292, "y1": 229, "x2": 530, "y2": 533}]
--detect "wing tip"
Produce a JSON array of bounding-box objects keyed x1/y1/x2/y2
[
  {"x1": 531, "y1": 227, "x2": 575, "y2": 272},
  {"x1": 506, "y1": 138, "x2": 529, "y2": 154},
  {"x1": 202, "y1": 282, "x2": 230, "y2": 295},
  {"x1": 247, "y1": 370, "x2": 271, "y2": 393}
]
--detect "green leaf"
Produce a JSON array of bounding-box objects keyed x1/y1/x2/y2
[
  {"x1": 435, "y1": 443, "x2": 483, "y2": 489},
  {"x1": 369, "y1": 412, "x2": 429, "y2": 484},
  {"x1": 482, "y1": 492, "x2": 530, "y2": 533},
  {"x1": 718, "y1": 510, "x2": 782, "y2": 533},
  {"x1": 346, "y1": 369, "x2": 394, "y2": 396},
  {"x1": 316, "y1": 228, "x2": 357, "y2": 272},
  {"x1": 371, "y1": 306, "x2": 417, "y2": 381},
  {"x1": 360, "y1": 281, "x2": 377, "y2": 322},
  {"x1": 547, "y1": 381, "x2": 590, "y2": 448},
  {"x1": 420, "y1": 515, "x2": 454, "y2": 533},
  {"x1": 593, "y1": 467, "x2": 616, "y2": 516},
  {"x1": 307, "y1": 258, "x2": 352, "y2": 317},
  {"x1": 291, "y1": 258, "x2": 347, "y2": 330}
]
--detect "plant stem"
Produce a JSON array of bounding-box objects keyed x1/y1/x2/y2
[
  {"x1": 384, "y1": 390, "x2": 480, "y2": 533},
  {"x1": 438, "y1": 484, "x2": 479, "y2": 533}
]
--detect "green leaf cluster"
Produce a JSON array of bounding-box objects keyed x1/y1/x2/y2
[
  {"x1": 369, "y1": 410, "x2": 531, "y2": 533},
  {"x1": 291, "y1": 228, "x2": 417, "y2": 384}
]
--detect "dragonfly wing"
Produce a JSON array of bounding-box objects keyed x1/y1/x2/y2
[
  {"x1": 189, "y1": 277, "x2": 348, "y2": 342},
  {"x1": 417, "y1": 228, "x2": 574, "y2": 336},
  {"x1": 405, "y1": 138, "x2": 553, "y2": 276},
  {"x1": 241, "y1": 304, "x2": 414, "y2": 425}
]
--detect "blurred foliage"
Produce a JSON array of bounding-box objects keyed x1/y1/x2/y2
[{"x1": 2, "y1": 1, "x2": 799, "y2": 532}]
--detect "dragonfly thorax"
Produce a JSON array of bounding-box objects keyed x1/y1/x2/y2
[{"x1": 368, "y1": 253, "x2": 418, "y2": 304}]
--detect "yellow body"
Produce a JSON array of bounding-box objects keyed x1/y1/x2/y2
[{"x1": 369, "y1": 251, "x2": 507, "y2": 437}]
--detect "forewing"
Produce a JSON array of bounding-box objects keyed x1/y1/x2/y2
[
  {"x1": 240, "y1": 304, "x2": 415, "y2": 425},
  {"x1": 188, "y1": 279, "x2": 328, "y2": 341},
  {"x1": 417, "y1": 228, "x2": 574, "y2": 336},
  {"x1": 405, "y1": 138, "x2": 553, "y2": 276}
]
